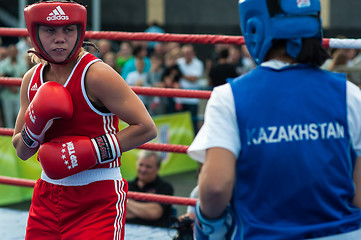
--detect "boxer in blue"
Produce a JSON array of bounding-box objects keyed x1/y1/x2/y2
[{"x1": 188, "y1": 0, "x2": 361, "y2": 239}]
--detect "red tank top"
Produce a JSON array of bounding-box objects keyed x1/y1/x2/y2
[{"x1": 28, "y1": 53, "x2": 121, "y2": 168}]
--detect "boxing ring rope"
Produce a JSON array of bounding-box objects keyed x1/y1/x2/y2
[
  {"x1": 0, "y1": 126, "x2": 189, "y2": 153},
  {"x1": 2, "y1": 27, "x2": 360, "y2": 208},
  {"x1": 2, "y1": 27, "x2": 361, "y2": 48},
  {"x1": 0, "y1": 175, "x2": 197, "y2": 206},
  {"x1": 0, "y1": 77, "x2": 212, "y2": 99}
]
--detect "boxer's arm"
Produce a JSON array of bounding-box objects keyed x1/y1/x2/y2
[
  {"x1": 198, "y1": 147, "x2": 235, "y2": 218},
  {"x1": 12, "y1": 67, "x2": 38, "y2": 160},
  {"x1": 86, "y1": 62, "x2": 157, "y2": 152},
  {"x1": 194, "y1": 147, "x2": 236, "y2": 239}
]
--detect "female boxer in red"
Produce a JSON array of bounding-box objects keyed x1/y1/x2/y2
[{"x1": 12, "y1": 1, "x2": 157, "y2": 239}]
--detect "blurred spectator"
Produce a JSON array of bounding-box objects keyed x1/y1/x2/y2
[
  {"x1": 165, "y1": 42, "x2": 181, "y2": 53},
  {"x1": 126, "y1": 150, "x2": 174, "y2": 228},
  {"x1": 125, "y1": 59, "x2": 151, "y2": 108},
  {"x1": 164, "y1": 48, "x2": 182, "y2": 68},
  {"x1": 156, "y1": 64, "x2": 182, "y2": 114},
  {"x1": 0, "y1": 44, "x2": 28, "y2": 128},
  {"x1": 144, "y1": 22, "x2": 165, "y2": 54},
  {"x1": 164, "y1": 42, "x2": 181, "y2": 63},
  {"x1": 146, "y1": 53, "x2": 164, "y2": 87},
  {"x1": 97, "y1": 39, "x2": 112, "y2": 60},
  {"x1": 208, "y1": 48, "x2": 238, "y2": 88},
  {"x1": 228, "y1": 45, "x2": 255, "y2": 75},
  {"x1": 327, "y1": 49, "x2": 349, "y2": 72},
  {"x1": 145, "y1": 21, "x2": 165, "y2": 35},
  {"x1": 16, "y1": 37, "x2": 32, "y2": 62},
  {"x1": 346, "y1": 48, "x2": 361, "y2": 87},
  {"x1": 126, "y1": 59, "x2": 146, "y2": 85},
  {"x1": 205, "y1": 43, "x2": 231, "y2": 75},
  {"x1": 322, "y1": 48, "x2": 356, "y2": 70},
  {"x1": 0, "y1": 47, "x2": 7, "y2": 61},
  {"x1": 152, "y1": 42, "x2": 166, "y2": 60},
  {"x1": 176, "y1": 44, "x2": 204, "y2": 135},
  {"x1": 160, "y1": 65, "x2": 181, "y2": 89},
  {"x1": 103, "y1": 51, "x2": 117, "y2": 71},
  {"x1": 349, "y1": 49, "x2": 361, "y2": 67},
  {"x1": 121, "y1": 44, "x2": 151, "y2": 79},
  {"x1": 116, "y1": 41, "x2": 133, "y2": 73},
  {"x1": 327, "y1": 48, "x2": 361, "y2": 88},
  {"x1": 240, "y1": 44, "x2": 256, "y2": 73},
  {"x1": 146, "y1": 53, "x2": 165, "y2": 115},
  {"x1": 126, "y1": 59, "x2": 147, "y2": 87},
  {"x1": 227, "y1": 45, "x2": 243, "y2": 75}
]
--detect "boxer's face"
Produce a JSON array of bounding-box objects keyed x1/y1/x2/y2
[{"x1": 38, "y1": 24, "x2": 78, "y2": 63}]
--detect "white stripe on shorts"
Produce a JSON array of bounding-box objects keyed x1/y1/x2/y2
[{"x1": 113, "y1": 179, "x2": 126, "y2": 240}]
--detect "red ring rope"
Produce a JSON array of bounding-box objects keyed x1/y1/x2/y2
[
  {"x1": 0, "y1": 27, "x2": 243, "y2": 45},
  {"x1": 1, "y1": 27, "x2": 361, "y2": 48},
  {"x1": 0, "y1": 128, "x2": 189, "y2": 153},
  {"x1": 138, "y1": 142, "x2": 189, "y2": 153},
  {"x1": 0, "y1": 77, "x2": 212, "y2": 99},
  {"x1": 0, "y1": 175, "x2": 197, "y2": 206},
  {"x1": 131, "y1": 86, "x2": 211, "y2": 99}
]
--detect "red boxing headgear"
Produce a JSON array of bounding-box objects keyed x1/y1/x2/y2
[{"x1": 24, "y1": 1, "x2": 87, "y2": 64}]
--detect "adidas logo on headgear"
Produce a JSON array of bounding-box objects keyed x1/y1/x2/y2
[{"x1": 47, "y1": 6, "x2": 69, "y2": 21}]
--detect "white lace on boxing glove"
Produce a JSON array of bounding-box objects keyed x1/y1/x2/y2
[{"x1": 194, "y1": 201, "x2": 235, "y2": 240}]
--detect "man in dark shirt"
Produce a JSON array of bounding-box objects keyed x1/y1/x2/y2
[
  {"x1": 208, "y1": 48, "x2": 239, "y2": 88},
  {"x1": 126, "y1": 150, "x2": 174, "y2": 228}
]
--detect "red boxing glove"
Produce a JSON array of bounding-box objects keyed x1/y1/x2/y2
[
  {"x1": 38, "y1": 134, "x2": 122, "y2": 179},
  {"x1": 21, "y1": 81, "x2": 73, "y2": 149}
]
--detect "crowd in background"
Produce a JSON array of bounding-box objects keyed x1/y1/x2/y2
[
  {"x1": 2, "y1": 32, "x2": 361, "y2": 134},
  {"x1": 3, "y1": 33, "x2": 361, "y2": 134},
  {"x1": 0, "y1": 25, "x2": 257, "y2": 134}
]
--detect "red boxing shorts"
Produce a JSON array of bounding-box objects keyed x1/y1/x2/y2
[{"x1": 25, "y1": 178, "x2": 128, "y2": 240}]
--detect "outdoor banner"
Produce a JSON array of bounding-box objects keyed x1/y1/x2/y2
[
  {"x1": 120, "y1": 111, "x2": 199, "y2": 180},
  {"x1": 0, "y1": 136, "x2": 38, "y2": 205},
  {"x1": 0, "y1": 112, "x2": 199, "y2": 205}
]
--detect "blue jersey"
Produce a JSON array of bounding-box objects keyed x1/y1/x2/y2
[{"x1": 229, "y1": 64, "x2": 361, "y2": 239}]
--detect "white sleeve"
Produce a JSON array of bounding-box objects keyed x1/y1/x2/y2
[
  {"x1": 347, "y1": 81, "x2": 361, "y2": 156},
  {"x1": 187, "y1": 84, "x2": 241, "y2": 163},
  {"x1": 194, "y1": 59, "x2": 204, "y2": 78},
  {"x1": 186, "y1": 185, "x2": 199, "y2": 214},
  {"x1": 125, "y1": 72, "x2": 136, "y2": 86}
]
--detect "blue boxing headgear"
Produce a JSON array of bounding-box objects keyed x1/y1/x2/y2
[{"x1": 239, "y1": 0, "x2": 322, "y2": 65}]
